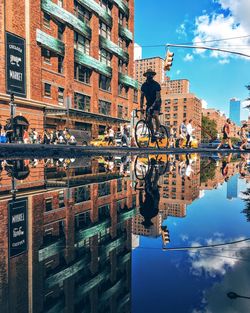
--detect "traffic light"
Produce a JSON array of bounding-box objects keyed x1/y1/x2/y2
[
  {"x1": 164, "y1": 50, "x2": 174, "y2": 71},
  {"x1": 161, "y1": 225, "x2": 170, "y2": 245}
]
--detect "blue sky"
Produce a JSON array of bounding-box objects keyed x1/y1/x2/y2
[{"x1": 134, "y1": 0, "x2": 250, "y2": 120}]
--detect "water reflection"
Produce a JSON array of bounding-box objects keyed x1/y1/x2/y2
[{"x1": 0, "y1": 153, "x2": 249, "y2": 313}]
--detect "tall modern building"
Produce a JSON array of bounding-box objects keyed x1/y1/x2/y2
[
  {"x1": 227, "y1": 174, "x2": 238, "y2": 200},
  {"x1": 229, "y1": 98, "x2": 241, "y2": 126},
  {"x1": 0, "y1": 0, "x2": 139, "y2": 140}
]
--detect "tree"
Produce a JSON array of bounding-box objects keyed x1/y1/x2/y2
[
  {"x1": 245, "y1": 85, "x2": 250, "y2": 110},
  {"x1": 241, "y1": 188, "x2": 250, "y2": 222},
  {"x1": 201, "y1": 116, "x2": 217, "y2": 141},
  {"x1": 200, "y1": 160, "x2": 216, "y2": 183}
]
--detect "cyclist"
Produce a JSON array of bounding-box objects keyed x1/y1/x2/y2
[{"x1": 140, "y1": 68, "x2": 162, "y2": 140}]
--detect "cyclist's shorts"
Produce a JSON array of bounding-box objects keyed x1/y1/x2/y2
[{"x1": 146, "y1": 102, "x2": 161, "y2": 114}]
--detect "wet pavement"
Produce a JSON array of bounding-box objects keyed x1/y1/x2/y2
[{"x1": 0, "y1": 152, "x2": 249, "y2": 313}]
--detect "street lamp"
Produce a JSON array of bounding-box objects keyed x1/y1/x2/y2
[{"x1": 10, "y1": 93, "x2": 15, "y2": 130}]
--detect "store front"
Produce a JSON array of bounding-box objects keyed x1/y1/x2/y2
[{"x1": 13, "y1": 116, "x2": 29, "y2": 143}]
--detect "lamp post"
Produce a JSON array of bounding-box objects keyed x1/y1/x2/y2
[{"x1": 10, "y1": 93, "x2": 15, "y2": 130}]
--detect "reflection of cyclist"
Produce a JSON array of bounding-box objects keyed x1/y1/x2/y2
[
  {"x1": 140, "y1": 68, "x2": 162, "y2": 139},
  {"x1": 139, "y1": 159, "x2": 160, "y2": 228}
]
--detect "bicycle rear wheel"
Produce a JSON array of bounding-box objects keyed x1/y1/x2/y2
[
  {"x1": 157, "y1": 125, "x2": 169, "y2": 149},
  {"x1": 135, "y1": 120, "x2": 151, "y2": 148}
]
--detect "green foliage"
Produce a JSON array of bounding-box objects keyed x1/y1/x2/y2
[
  {"x1": 201, "y1": 116, "x2": 217, "y2": 141},
  {"x1": 200, "y1": 160, "x2": 217, "y2": 183},
  {"x1": 242, "y1": 188, "x2": 250, "y2": 222}
]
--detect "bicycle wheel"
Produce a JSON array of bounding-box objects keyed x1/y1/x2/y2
[
  {"x1": 134, "y1": 155, "x2": 150, "y2": 180},
  {"x1": 156, "y1": 125, "x2": 169, "y2": 149},
  {"x1": 156, "y1": 155, "x2": 170, "y2": 176},
  {"x1": 135, "y1": 120, "x2": 151, "y2": 148}
]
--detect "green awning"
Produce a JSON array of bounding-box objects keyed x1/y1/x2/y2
[
  {"x1": 119, "y1": 73, "x2": 139, "y2": 89},
  {"x1": 41, "y1": 0, "x2": 91, "y2": 39},
  {"x1": 119, "y1": 208, "x2": 137, "y2": 222},
  {"x1": 119, "y1": 25, "x2": 133, "y2": 42},
  {"x1": 75, "y1": 219, "x2": 111, "y2": 243},
  {"x1": 75, "y1": 49, "x2": 112, "y2": 77},
  {"x1": 99, "y1": 36, "x2": 129, "y2": 62},
  {"x1": 112, "y1": 0, "x2": 129, "y2": 16},
  {"x1": 36, "y1": 29, "x2": 65, "y2": 55},
  {"x1": 78, "y1": 0, "x2": 112, "y2": 26}
]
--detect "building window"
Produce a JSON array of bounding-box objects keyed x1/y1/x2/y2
[
  {"x1": 74, "y1": 0, "x2": 91, "y2": 25},
  {"x1": 99, "y1": 49, "x2": 111, "y2": 66},
  {"x1": 74, "y1": 63, "x2": 91, "y2": 84},
  {"x1": 45, "y1": 198, "x2": 53, "y2": 212},
  {"x1": 100, "y1": 0, "x2": 112, "y2": 14},
  {"x1": 58, "y1": 56, "x2": 64, "y2": 74},
  {"x1": 174, "y1": 106, "x2": 178, "y2": 111},
  {"x1": 98, "y1": 205, "x2": 110, "y2": 221},
  {"x1": 174, "y1": 99, "x2": 178, "y2": 104},
  {"x1": 118, "y1": 59, "x2": 128, "y2": 74},
  {"x1": 124, "y1": 107, "x2": 128, "y2": 118},
  {"x1": 74, "y1": 186, "x2": 91, "y2": 203},
  {"x1": 118, "y1": 105, "x2": 123, "y2": 118},
  {"x1": 118, "y1": 11, "x2": 124, "y2": 25},
  {"x1": 43, "y1": 12, "x2": 50, "y2": 28},
  {"x1": 75, "y1": 211, "x2": 91, "y2": 230},
  {"x1": 58, "y1": 87, "x2": 64, "y2": 105},
  {"x1": 99, "y1": 74, "x2": 111, "y2": 91},
  {"x1": 58, "y1": 23, "x2": 65, "y2": 41},
  {"x1": 99, "y1": 100, "x2": 111, "y2": 115},
  {"x1": 118, "y1": 83, "x2": 128, "y2": 98},
  {"x1": 99, "y1": 21, "x2": 111, "y2": 39},
  {"x1": 74, "y1": 32, "x2": 90, "y2": 55},
  {"x1": 133, "y1": 89, "x2": 138, "y2": 103},
  {"x1": 59, "y1": 191, "x2": 64, "y2": 208},
  {"x1": 117, "y1": 179, "x2": 123, "y2": 192},
  {"x1": 98, "y1": 182, "x2": 111, "y2": 197},
  {"x1": 42, "y1": 48, "x2": 51, "y2": 64},
  {"x1": 44, "y1": 83, "x2": 51, "y2": 97},
  {"x1": 74, "y1": 92, "x2": 91, "y2": 112}
]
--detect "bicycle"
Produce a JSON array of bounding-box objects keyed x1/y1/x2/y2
[{"x1": 134, "y1": 109, "x2": 169, "y2": 149}]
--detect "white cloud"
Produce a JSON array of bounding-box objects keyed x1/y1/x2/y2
[
  {"x1": 176, "y1": 23, "x2": 187, "y2": 37},
  {"x1": 176, "y1": 69, "x2": 181, "y2": 75},
  {"x1": 192, "y1": 0, "x2": 250, "y2": 61},
  {"x1": 201, "y1": 99, "x2": 208, "y2": 109},
  {"x1": 184, "y1": 53, "x2": 194, "y2": 62},
  {"x1": 219, "y1": 59, "x2": 230, "y2": 64}
]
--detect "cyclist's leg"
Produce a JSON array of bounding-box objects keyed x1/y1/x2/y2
[
  {"x1": 153, "y1": 112, "x2": 160, "y2": 133},
  {"x1": 146, "y1": 107, "x2": 154, "y2": 135}
]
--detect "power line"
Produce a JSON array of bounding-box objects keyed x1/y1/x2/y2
[{"x1": 181, "y1": 34, "x2": 250, "y2": 45}]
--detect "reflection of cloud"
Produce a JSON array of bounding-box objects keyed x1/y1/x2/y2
[
  {"x1": 180, "y1": 234, "x2": 189, "y2": 241},
  {"x1": 189, "y1": 236, "x2": 249, "y2": 278}
]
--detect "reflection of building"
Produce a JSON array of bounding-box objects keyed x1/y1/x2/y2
[
  {"x1": 230, "y1": 98, "x2": 241, "y2": 126},
  {"x1": 132, "y1": 214, "x2": 162, "y2": 237},
  {"x1": 227, "y1": 174, "x2": 238, "y2": 200},
  {"x1": 0, "y1": 0, "x2": 138, "y2": 138},
  {"x1": 134, "y1": 57, "x2": 165, "y2": 84},
  {"x1": 0, "y1": 158, "x2": 138, "y2": 312},
  {"x1": 162, "y1": 92, "x2": 202, "y2": 141},
  {"x1": 160, "y1": 156, "x2": 201, "y2": 219}
]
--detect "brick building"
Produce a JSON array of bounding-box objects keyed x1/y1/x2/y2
[
  {"x1": 0, "y1": 0, "x2": 139, "y2": 141},
  {"x1": 0, "y1": 157, "x2": 138, "y2": 312},
  {"x1": 162, "y1": 77, "x2": 190, "y2": 94},
  {"x1": 162, "y1": 93, "x2": 202, "y2": 141},
  {"x1": 134, "y1": 56, "x2": 165, "y2": 85}
]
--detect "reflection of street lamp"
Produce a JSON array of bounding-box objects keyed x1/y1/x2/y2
[
  {"x1": 10, "y1": 175, "x2": 17, "y2": 201},
  {"x1": 227, "y1": 292, "x2": 250, "y2": 300}
]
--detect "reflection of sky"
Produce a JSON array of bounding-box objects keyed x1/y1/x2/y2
[{"x1": 132, "y1": 176, "x2": 250, "y2": 313}]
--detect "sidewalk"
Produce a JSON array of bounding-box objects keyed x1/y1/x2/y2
[{"x1": 0, "y1": 143, "x2": 248, "y2": 159}]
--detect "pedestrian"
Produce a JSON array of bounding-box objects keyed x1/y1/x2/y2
[
  {"x1": 23, "y1": 129, "x2": 29, "y2": 144},
  {"x1": 108, "y1": 126, "x2": 115, "y2": 146},
  {"x1": 217, "y1": 119, "x2": 233, "y2": 150},
  {"x1": 186, "y1": 119, "x2": 195, "y2": 148},
  {"x1": 168, "y1": 125, "x2": 176, "y2": 148},
  {"x1": 33, "y1": 128, "x2": 38, "y2": 143},
  {"x1": 43, "y1": 129, "x2": 50, "y2": 144},
  {"x1": 121, "y1": 124, "x2": 130, "y2": 146},
  {"x1": 140, "y1": 68, "x2": 162, "y2": 140},
  {"x1": 68, "y1": 134, "x2": 77, "y2": 145},
  {"x1": 179, "y1": 120, "x2": 187, "y2": 147},
  {"x1": 4, "y1": 119, "x2": 13, "y2": 143},
  {"x1": 239, "y1": 123, "x2": 248, "y2": 151}
]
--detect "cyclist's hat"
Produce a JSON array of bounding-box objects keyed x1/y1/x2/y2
[{"x1": 143, "y1": 68, "x2": 156, "y2": 77}]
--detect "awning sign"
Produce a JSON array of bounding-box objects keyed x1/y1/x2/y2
[
  {"x1": 6, "y1": 32, "x2": 26, "y2": 97},
  {"x1": 8, "y1": 198, "x2": 28, "y2": 258}
]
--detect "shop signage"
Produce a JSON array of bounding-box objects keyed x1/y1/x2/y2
[
  {"x1": 6, "y1": 32, "x2": 26, "y2": 97},
  {"x1": 8, "y1": 198, "x2": 28, "y2": 258}
]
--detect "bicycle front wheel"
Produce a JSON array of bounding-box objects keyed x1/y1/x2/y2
[
  {"x1": 157, "y1": 125, "x2": 169, "y2": 149},
  {"x1": 135, "y1": 120, "x2": 151, "y2": 148},
  {"x1": 134, "y1": 155, "x2": 150, "y2": 180}
]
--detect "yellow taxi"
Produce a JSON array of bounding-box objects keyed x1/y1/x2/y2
[{"x1": 90, "y1": 135, "x2": 110, "y2": 147}]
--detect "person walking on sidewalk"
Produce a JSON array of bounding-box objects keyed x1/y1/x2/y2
[
  {"x1": 186, "y1": 119, "x2": 195, "y2": 148},
  {"x1": 108, "y1": 126, "x2": 115, "y2": 146},
  {"x1": 217, "y1": 119, "x2": 233, "y2": 150},
  {"x1": 140, "y1": 68, "x2": 162, "y2": 140},
  {"x1": 239, "y1": 123, "x2": 248, "y2": 150}
]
